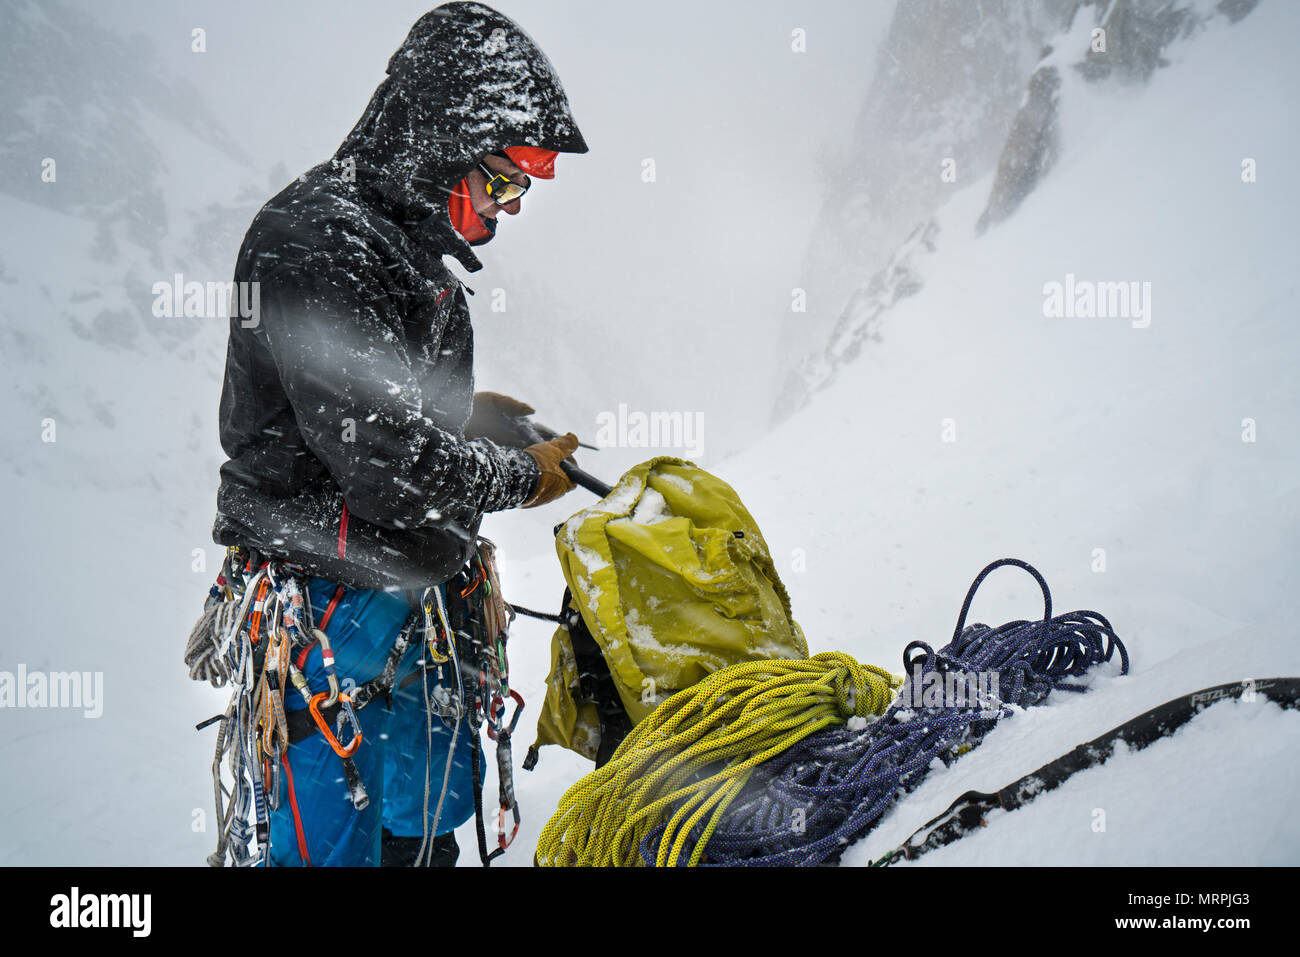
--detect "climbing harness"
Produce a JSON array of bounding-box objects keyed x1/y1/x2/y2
[
  {"x1": 439, "y1": 539, "x2": 526, "y2": 865},
  {"x1": 869, "y1": 675, "x2": 1300, "y2": 866},
  {"x1": 187, "y1": 539, "x2": 526, "y2": 867},
  {"x1": 629, "y1": 558, "x2": 1129, "y2": 866},
  {"x1": 406, "y1": 538, "x2": 525, "y2": 866},
  {"x1": 534, "y1": 652, "x2": 902, "y2": 867}
]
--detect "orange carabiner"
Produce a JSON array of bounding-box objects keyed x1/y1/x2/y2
[
  {"x1": 308, "y1": 692, "x2": 362, "y2": 758},
  {"x1": 459, "y1": 565, "x2": 483, "y2": 599},
  {"x1": 248, "y1": 578, "x2": 271, "y2": 645},
  {"x1": 497, "y1": 805, "x2": 521, "y2": 851}
]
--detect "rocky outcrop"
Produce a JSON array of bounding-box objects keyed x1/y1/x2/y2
[
  {"x1": 786, "y1": 1, "x2": 1071, "y2": 384},
  {"x1": 975, "y1": 62, "x2": 1061, "y2": 234},
  {"x1": 976, "y1": 0, "x2": 1261, "y2": 231},
  {"x1": 776, "y1": 220, "x2": 938, "y2": 416},
  {"x1": 777, "y1": 0, "x2": 1264, "y2": 419}
]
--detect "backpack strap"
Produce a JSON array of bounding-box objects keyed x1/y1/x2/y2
[{"x1": 561, "y1": 589, "x2": 633, "y2": 768}]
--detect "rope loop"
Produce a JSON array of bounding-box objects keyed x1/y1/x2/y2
[
  {"x1": 535, "y1": 653, "x2": 902, "y2": 867},
  {"x1": 625, "y1": 559, "x2": 1130, "y2": 867}
]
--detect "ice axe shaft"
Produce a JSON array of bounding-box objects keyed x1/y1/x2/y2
[
  {"x1": 560, "y1": 461, "x2": 613, "y2": 499},
  {"x1": 516, "y1": 421, "x2": 612, "y2": 498}
]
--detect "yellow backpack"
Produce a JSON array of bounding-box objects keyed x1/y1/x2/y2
[{"x1": 524, "y1": 457, "x2": 809, "y2": 767}]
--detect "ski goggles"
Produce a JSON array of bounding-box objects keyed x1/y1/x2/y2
[{"x1": 477, "y1": 152, "x2": 530, "y2": 205}]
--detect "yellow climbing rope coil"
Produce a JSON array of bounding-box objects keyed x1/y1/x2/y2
[{"x1": 535, "y1": 652, "x2": 902, "y2": 867}]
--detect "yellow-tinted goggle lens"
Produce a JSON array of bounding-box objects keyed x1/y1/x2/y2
[{"x1": 484, "y1": 173, "x2": 527, "y2": 204}]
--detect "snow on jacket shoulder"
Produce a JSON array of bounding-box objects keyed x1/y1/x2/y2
[{"x1": 212, "y1": 2, "x2": 588, "y2": 591}]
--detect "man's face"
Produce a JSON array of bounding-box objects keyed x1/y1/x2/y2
[{"x1": 467, "y1": 152, "x2": 531, "y2": 231}]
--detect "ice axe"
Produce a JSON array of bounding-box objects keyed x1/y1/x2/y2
[
  {"x1": 466, "y1": 395, "x2": 612, "y2": 497},
  {"x1": 513, "y1": 419, "x2": 613, "y2": 498}
]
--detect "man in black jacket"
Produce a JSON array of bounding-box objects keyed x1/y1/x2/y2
[{"x1": 210, "y1": 2, "x2": 586, "y2": 866}]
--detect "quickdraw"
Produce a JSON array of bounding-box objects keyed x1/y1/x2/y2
[
  {"x1": 441, "y1": 538, "x2": 525, "y2": 864},
  {"x1": 192, "y1": 546, "x2": 362, "y2": 866},
  {"x1": 307, "y1": 690, "x2": 369, "y2": 811},
  {"x1": 491, "y1": 689, "x2": 526, "y2": 852}
]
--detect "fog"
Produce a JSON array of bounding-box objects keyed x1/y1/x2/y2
[{"x1": 51, "y1": 0, "x2": 895, "y2": 460}]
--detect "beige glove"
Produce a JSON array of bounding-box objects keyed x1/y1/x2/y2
[
  {"x1": 465, "y1": 391, "x2": 536, "y2": 446},
  {"x1": 522, "y1": 432, "x2": 579, "y2": 508}
]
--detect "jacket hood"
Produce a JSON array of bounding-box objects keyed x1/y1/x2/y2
[{"x1": 336, "y1": 2, "x2": 588, "y2": 271}]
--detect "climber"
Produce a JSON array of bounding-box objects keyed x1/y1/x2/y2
[{"x1": 207, "y1": 1, "x2": 587, "y2": 866}]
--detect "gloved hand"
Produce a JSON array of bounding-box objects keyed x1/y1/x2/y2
[
  {"x1": 522, "y1": 432, "x2": 580, "y2": 508},
  {"x1": 465, "y1": 391, "x2": 536, "y2": 447}
]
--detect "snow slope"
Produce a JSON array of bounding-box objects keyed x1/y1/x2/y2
[
  {"x1": 751, "y1": 1, "x2": 1300, "y2": 864},
  {"x1": 493, "y1": 0, "x2": 1300, "y2": 866}
]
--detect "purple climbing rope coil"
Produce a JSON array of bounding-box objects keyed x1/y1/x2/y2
[{"x1": 638, "y1": 558, "x2": 1130, "y2": 866}]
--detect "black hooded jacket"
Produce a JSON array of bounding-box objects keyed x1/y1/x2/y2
[{"x1": 212, "y1": 2, "x2": 588, "y2": 591}]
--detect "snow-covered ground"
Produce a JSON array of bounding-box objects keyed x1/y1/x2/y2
[
  {"x1": 771, "y1": 1, "x2": 1300, "y2": 864},
  {"x1": 1, "y1": 0, "x2": 1297, "y2": 866},
  {"x1": 489, "y1": 0, "x2": 1300, "y2": 866}
]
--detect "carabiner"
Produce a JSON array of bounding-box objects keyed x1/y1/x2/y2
[
  {"x1": 421, "y1": 588, "x2": 450, "y2": 664},
  {"x1": 311, "y1": 628, "x2": 342, "y2": 708},
  {"x1": 502, "y1": 689, "x2": 526, "y2": 735},
  {"x1": 308, "y1": 692, "x2": 362, "y2": 758},
  {"x1": 459, "y1": 564, "x2": 484, "y2": 599},
  {"x1": 484, "y1": 689, "x2": 524, "y2": 741},
  {"x1": 265, "y1": 741, "x2": 282, "y2": 811},
  {"x1": 497, "y1": 803, "x2": 521, "y2": 851},
  {"x1": 485, "y1": 694, "x2": 503, "y2": 741}
]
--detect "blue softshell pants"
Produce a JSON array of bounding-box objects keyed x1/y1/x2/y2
[{"x1": 267, "y1": 577, "x2": 476, "y2": 866}]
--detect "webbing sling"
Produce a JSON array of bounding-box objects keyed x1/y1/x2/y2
[
  {"x1": 560, "y1": 588, "x2": 634, "y2": 767},
  {"x1": 873, "y1": 676, "x2": 1300, "y2": 865}
]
